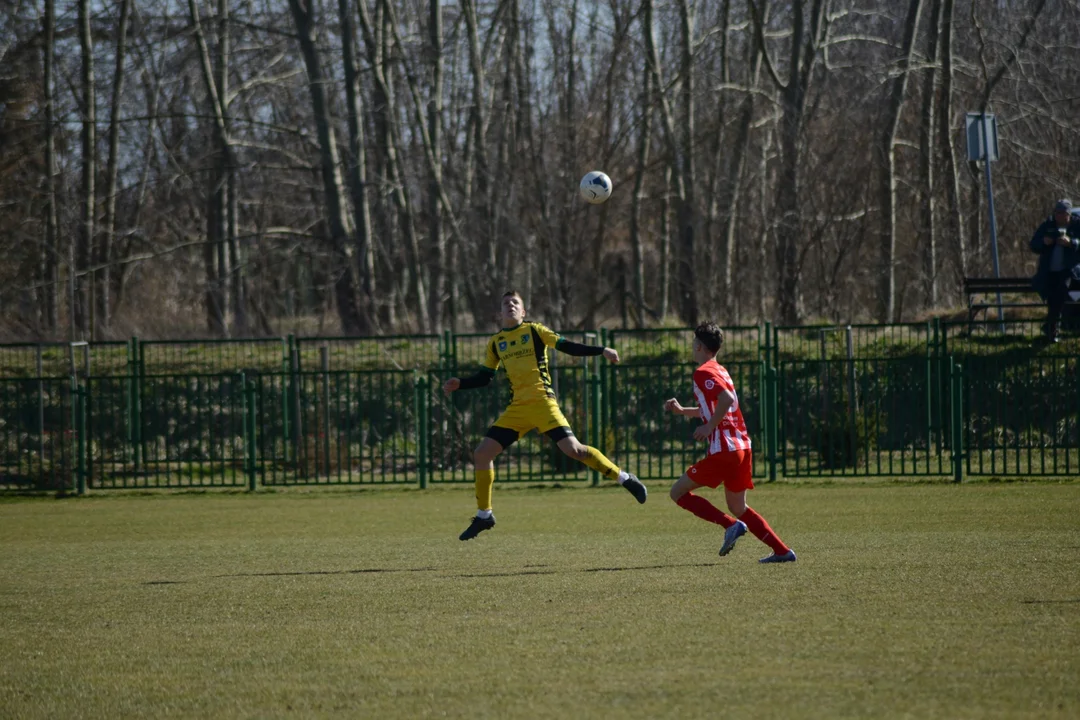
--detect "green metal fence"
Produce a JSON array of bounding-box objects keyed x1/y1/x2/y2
[
  {"x1": 963, "y1": 355, "x2": 1080, "y2": 476},
  {"x1": 0, "y1": 377, "x2": 78, "y2": 491},
  {"x1": 777, "y1": 357, "x2": 948, "y2": 477},
  {"x1": 2, "y1": 325, "x2": 1078, "y2": 490},
  {"x1": 85, "y1": 374, "x2": 250, "y2": 489}
]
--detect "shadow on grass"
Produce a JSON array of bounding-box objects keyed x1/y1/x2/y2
[{"x1": 144, "y1": 561, "x2": 722, "y2": 585}]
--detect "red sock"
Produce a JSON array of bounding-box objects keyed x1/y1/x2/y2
[
  {"x1": 676, "y1": 493, "x2": 736, "y2": 528},
  {"x1": 738, "y1": 506, "x2": 790, "y2": 555}
]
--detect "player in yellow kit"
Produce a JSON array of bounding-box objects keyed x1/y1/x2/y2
[{"x1": 443, "y1": 291, "x2": 647, "y2": 540}]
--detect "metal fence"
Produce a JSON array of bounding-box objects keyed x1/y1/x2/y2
[{"x1": 2, "y1": 324, "x2": 1077, "y2": 490}]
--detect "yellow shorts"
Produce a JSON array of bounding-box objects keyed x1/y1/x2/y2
[{"x1": 487, "y1": 399, "x2": 573, "y2": 447}]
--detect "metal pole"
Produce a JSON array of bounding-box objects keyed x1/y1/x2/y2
[
  {"x1": 36, "y1": 345, "x2": 45, "y2": 470},
  {"x1": 846, "y1": 326, "x2": 857, "y2": 467},
  {"x1": 418, "y1": 376, "x2": 429, "y2": 489},
  {"x1": 291, "y1": 342, "x2": 302, "y2": 468},
  {"x1": 320, "y1": 345, "x2": 330, "y2": 478},
  {"x1": 980, "y1": 113, "x2": 1005, "y2": 331}
]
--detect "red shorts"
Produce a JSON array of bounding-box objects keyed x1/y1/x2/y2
[{"x1": 686, "y1": 450, "x2": 754, "y2": 492}]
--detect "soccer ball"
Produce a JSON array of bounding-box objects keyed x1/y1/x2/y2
[{"x1": 579, "y1": 171, "x2": 613, "y2": 204}]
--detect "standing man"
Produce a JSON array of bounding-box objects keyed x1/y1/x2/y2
[
  {"x1": 1031, "y1": 199, "x2": 1080, "y2": 342},
  {"x1": 443, "y1": 291, "x2": 647, "y2": 541}
]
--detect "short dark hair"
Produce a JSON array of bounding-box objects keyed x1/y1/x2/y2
[
  {"x1": 502, "y1": 290, "x2": 523, "y2": 301},
  {"x1": 694, "y1": 322, "x2": 723, "y2": 354}
]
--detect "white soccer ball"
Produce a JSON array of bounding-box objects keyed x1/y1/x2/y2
[{"x1": 579, "y1": 171, "x2": 613, "y2": 204}]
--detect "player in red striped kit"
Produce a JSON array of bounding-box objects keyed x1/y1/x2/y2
[{"x1": 663, "y1": 322, "x2": 796, "y2": 563}]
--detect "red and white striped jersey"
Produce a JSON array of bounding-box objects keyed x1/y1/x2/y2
[{"x1": 693, "y1": 359, "x2": 752, "y2": 454}]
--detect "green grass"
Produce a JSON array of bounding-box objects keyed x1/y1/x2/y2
[{"x1": 1, "y1": 483, "x2": 1078, "y2": 719}]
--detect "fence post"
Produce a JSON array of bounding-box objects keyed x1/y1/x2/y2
[
  {"x1": 320, "y1": 345, "x2": 331, "y2": 478},
  {"x1": 417, "y1": 374, "x2": 429, "y2": 489},
  {"x1": 845, "y1": 326, "x2": 858, "y2": 466},
  {"x1": 36, "y1": 345, "x2": 45, "y2": 472},
  {"x1": 132, "y1": 336, "x2": 142, "y2": 471},
  {"x1": 75, "y1": 383, "x2": 87, "y2": 495},
  {"x1": 600, "y1": 327, "x2": 610, "y2": 458},
  {"x1": 590, "y1": 354, "x2": 602, "y2": 488},
  {"x1": 290, "y1": 341, "x2": 302, "y2": 466},
  {"x1": 244, "y1": 374, "x2": 258, "y2": 491},
  {"x1": 950, "y1": 358, "x2": 964, "y2": 483},
  {"x1": 767, "y1": 363, "x2": 778, "y2": 483}
]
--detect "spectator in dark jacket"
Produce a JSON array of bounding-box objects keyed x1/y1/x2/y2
[{"x1": 1030, "y1": 199, "x2": 1080, "y2": 341}]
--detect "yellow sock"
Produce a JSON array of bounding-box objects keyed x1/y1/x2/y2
[
  {"x1": 475, "y1": 468, "x2": 495, "y2": 511},
  {"x1": 580, "y1": 446, "x2": 620, "y2": 480}
]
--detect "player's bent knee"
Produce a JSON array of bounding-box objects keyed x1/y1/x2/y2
[{"x1": 669, "y1": 475, "x2": 692, "y2": 503}]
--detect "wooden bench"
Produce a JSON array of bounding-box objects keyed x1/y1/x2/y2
[{"x1": 963, "y1": 277, "x2": 1042, "y2": 324}]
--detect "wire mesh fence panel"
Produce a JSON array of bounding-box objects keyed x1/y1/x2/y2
[
  {"x1": 607, "y1": 327, "x2": 761, "y2": 364},
  {"x1": 139, "y1": 339, "x2": 288, "y2": 374},
  {"x1": 608, "y1": 361, "x2": 766, "y2": 480},
  {"x1": 426, "y1": 362, "x2": 598, "y2": 484},
  {"x1": 86, "y1": 374, "x2": 249, "y2": 489},
  {"x1": 964, "y1": 355, "x2": 1080, "y2": 476},
  {"x1": 772, "y1": 323, "x2": 932, "y2": 365},
  {"x1": 0, "y1": 342, "x2": 129, "y2": 379},
  {"x1": 252, "y1": 370, "x2": 419, "y2": 485},
  {"x1": 293, "y1": 335, "x2": 443, "y2": 372},
  {"x1": 0, "y1": 378, "x2": 75, "y2": 491},
  {"x1": 778, "y1": 357, "x2": 947, "y2": 477}
]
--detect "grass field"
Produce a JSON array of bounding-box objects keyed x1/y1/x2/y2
[{"x1": 2, "y1": 482, "x2": 1078, "y2": 719}]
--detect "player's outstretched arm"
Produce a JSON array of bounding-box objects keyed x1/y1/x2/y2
[{"x1": 554, "y1": 338, "x2": 617, "y2": 362}]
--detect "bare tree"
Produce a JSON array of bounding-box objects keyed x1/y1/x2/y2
[
  {"x1": 877, "y1": 0, "x2": 924, "y2": 322},
  {"x1": 288, "y1": 0, "x2": 366, "y2": 334},
  {"x1": 748, "y1": 0, "x2": 829, "y2": 324},
  {"x1": 40, "y1": 0, "x2": 59, "y2": 332},
  {"x1": 76, "y1": 0, "x2": 96, "y2": 337}
]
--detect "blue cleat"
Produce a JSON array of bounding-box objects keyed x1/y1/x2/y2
[
  {"x1": 759, "y1": 549, "x2": 797, "y2": 564},
  {"x1": 719, "y1": 520, "x2": 747, "y2": 557},
  {"x1": 622, "y1": 474, "x2": 648, "y2": 504},
  {"x1": 459, "y1": 514, "x2": 496, "y2": 541}
]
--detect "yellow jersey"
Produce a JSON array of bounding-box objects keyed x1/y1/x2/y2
[{"x1": 478, "y1": 322, "x2": 563, "y2": 404}]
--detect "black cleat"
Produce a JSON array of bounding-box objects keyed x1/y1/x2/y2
[
  {"x1": 459, "y1": 514, "x2": 496, "y2": 541},
  {"x1": 622, "y1": 473, "x2": 648, "y2": 504}
]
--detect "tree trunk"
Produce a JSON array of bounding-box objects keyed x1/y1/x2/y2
[
  {"x1": 219, "y1": 0, "x2": 246, "y2": 336},
  {"x1": 938, "y1": 0, "x2": 966, "y2": 286},
  {"x1": 338, "y1": 0, "x2": 376, "y2": 333},
  {"x1": 189, "y1": 0, "x2": 228, "y2": 334},
  {"x1": 99, "y1": 0, "x2": 132, "y2": 338},
  {"x1": 288, "y1": 0, "x2": 365, "y2": 334},
  {"x1": 426, "y1": 0, "x2": 445, "y2": 332},
  {"x1": 659, "y1": 166, "x2": 672, "y2": 321},
  {"x1": 675, "y1": 0, "x2": 698, "y2": 325},
  {"x1": 629, "y1": 35, "x2": 652, "y2": 329},
  {"x1": 77, "y1": 0, "x2": 96, "y2": 337},
  {"x1": 41, "y1": 0, "x2": 59, "y2": 332},
  {"x1": 748, "y1": 0, "x2": 827, "y2": 325},
  {"x1": 920, "y1": 0, "x2": 943, "y2": 308},
  {"x1": 877, "y1": 0, "x2": 924, "y2": 322}
]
